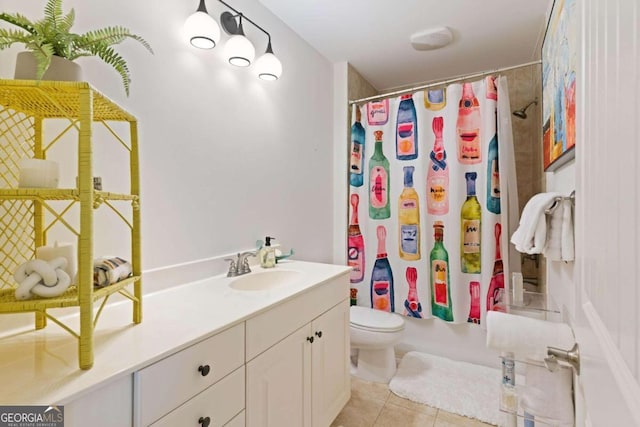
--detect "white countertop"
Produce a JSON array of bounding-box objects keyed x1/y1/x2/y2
[{"x1": 0, "y1": 260, "x2": 350, "y2": 405}]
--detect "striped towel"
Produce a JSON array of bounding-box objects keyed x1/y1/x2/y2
[{"x1": 93, "y1": 257, "x2": 132, "y2": 287}]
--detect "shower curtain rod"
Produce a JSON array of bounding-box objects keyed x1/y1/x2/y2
[{"x1": 349, "y1": 59, "x2": 542, "y2": 105}]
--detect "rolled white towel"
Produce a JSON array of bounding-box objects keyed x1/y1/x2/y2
[
  {"x1": 486, "y1": 311, "x2": 575, "y2": 361},
  {"x1": 511, "y1": 193, "x2": 561, "y2": 254},
  {"x1": 93, "y1": 257, "x2": 132, "y2": 287}
]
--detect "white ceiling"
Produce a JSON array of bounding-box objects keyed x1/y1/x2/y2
[{"x1": 258, "y1": 0, "x2": 552, "y2": 91}]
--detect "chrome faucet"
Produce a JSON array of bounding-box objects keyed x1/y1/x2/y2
[
  {"x1": 237, "y1": 251, "x2": 257, "y2": 275},
  {"x1": 226, "y1": 251, "x2": 257, "y2": 277}
]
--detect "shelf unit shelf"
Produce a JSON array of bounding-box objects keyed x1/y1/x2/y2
[
  {"x1": 499, "y1": 407, "x2": 566, "y2": 427},
  {"x1": 0, "y1": 79, "x2": 142, "y2": 370},
  {"x1": 508, "y1": 291, "x2": 560, "y2": 315},
  {"x1": 0, "y1": 188, "x2": 139, "y2": 202},
  {"x1": 0, "y1": 276, "x2": 140, "y2": 310}
]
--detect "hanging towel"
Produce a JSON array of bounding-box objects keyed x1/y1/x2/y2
[
  {"x1": 93, "y1": 257, "x2": 132, "y2": 287},
  {"x1": 543, "y1": 198, "x2": 575, "y2": 262},
  {"x1": 520, "y1": 362, "x2": 574, "y2": 426},
  {"x1": 511, "y1": 193, "x2": 561, "y2": 254},
  {"x1": 543, "y1": 200, "x2": 564, "y2": 261},
  {"x1": 560, "y1": 199, "x2": 575, "y2": 261}
]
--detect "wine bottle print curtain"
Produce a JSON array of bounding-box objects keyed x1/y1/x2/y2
[{"x1": 348, "y1": 77, "x2": 511, "y2": 325}]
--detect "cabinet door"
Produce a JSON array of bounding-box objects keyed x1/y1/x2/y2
[
  {"x1": 311, "y1": 300, "x2": 351, "y2": 427},
  {"x1": 246, "y1": 324, "x2": 312, "y2": 427}
]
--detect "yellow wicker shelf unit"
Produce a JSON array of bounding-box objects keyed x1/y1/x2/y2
[{"x1": 0, "y1": 79, "x2": 142, "y2": 370}]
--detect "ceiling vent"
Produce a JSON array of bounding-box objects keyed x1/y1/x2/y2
[{"x1": 410, "y1": 26, "x2": 453, "y2": 51}]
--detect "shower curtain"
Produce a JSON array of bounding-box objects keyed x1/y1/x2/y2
[{"x1": 348, "y1": 76, "x2": 516, "y2": 325}]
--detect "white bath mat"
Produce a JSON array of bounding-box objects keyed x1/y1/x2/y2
[{"x1": 389, "y1": 351, "x2": 503, "y2": 425}]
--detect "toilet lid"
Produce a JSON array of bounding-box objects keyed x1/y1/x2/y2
[{"x1": 350, "y1": 306, "x2": 405, "y2": 332}]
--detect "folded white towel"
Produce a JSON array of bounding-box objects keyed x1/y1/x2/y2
[
  {"x1": 561, "y1": 199, "x2": 575, "y2": 261},
  {"x1": 511, "y1": 193, "x2": 561, "y2": 254}
]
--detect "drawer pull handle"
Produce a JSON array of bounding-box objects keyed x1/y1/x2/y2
[
  {"x1": 198, "y1": 416, "x2": 211, "y2": 427},
  {"x1": 307, "y1": 336, "x2": 314, "y2": 344},
  {"x1": 198, "y1": 365, "x2": 211, "y2": 376},
  {"x1": 315, "y1": 331, "x2": 323, "y2": 338}
]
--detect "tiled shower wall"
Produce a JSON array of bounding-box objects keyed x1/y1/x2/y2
[{"x1": 501, "y1": 64, "x2": 544, "y2": 287}]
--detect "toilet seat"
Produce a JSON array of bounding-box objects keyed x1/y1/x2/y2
[{"x1": 350, "y1": 306, "x2": 405, "y2": 333}]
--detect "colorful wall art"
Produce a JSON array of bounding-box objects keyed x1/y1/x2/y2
[{"x1": 542, "y1": 0, "x2": 577, "y2": 171}]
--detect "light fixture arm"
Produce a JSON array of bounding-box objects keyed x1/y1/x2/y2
[
  {"x1": 218, "y1": 0, "x2": 271, "y2": 41},
  {"x1": 196, "y1": 0, "x2": 208, "y2": 13},
  {"x1": 265, "y1": 36, "x2": 274, "y2": 54}
]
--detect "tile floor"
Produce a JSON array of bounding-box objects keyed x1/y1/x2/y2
[{"x1": 331, "y1": 376, "x2": 495, "y2": 427}]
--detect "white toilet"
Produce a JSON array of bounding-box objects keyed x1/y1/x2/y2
[{"x1": 349, "y1": 305, "x2": 405, "y2": 383}]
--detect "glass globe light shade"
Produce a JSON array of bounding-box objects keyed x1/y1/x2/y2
[
  {"x1": 255, "y1": 52, "x2": 282, "y2": 81},
  {"x1": 225, "y1": 34, "x2": 255, "y2": 67},
  {"x1": 184, "y1": 11, "x2": 220, "y2": 49}
]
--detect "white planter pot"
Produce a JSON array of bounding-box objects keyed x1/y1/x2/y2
[{"x1": 14, "y1": 52, "x2": 83, "y2": 82}]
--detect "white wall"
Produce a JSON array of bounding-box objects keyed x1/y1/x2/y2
[
  {"x1": 0, "y1": 0, "x2": 335, "y2": 279},
  {"x1": 332, "y1": 62, "x2": 349, "y2": 265}
]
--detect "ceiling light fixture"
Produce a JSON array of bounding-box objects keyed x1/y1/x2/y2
[
  {"x1": 410, "y1": 26, "x2": 453, "y2": 51},
  {"x1": 185, "y1": 0, "x2": 283, "y2": 79}
]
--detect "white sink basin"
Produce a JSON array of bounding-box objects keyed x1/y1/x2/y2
[{"x1": 229, "y1": 269, "x2": 301, "y2": 291}]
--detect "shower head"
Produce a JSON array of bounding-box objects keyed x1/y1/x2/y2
[
  {"x1": 512, "y1": 110, "x2": 528, "y2": 119},
  {"x1": 512, "y1": 99, "x2": 538, "y2": 119}
]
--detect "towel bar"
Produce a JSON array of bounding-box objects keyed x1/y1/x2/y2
[{"x1": 545, "y1": 190, "x2": 575, "y2": 215}]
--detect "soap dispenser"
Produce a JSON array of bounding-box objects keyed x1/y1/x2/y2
[{"x1": 260, "y1": 236, "x2": 276, "y2": 268}]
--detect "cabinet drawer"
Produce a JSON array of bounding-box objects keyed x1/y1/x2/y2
[
  {"x1": 136, "y1": 323, "x2": 244, "y2": 426},
  {"x1": 246, "y1": 274, "x2": 348, "y2": 361},
  {"x1": 152, "y1": 367, "x2": 245, "y2": 427},
  {"x1": 225, "y1": 410, "x2": 245, "y2": 427}
]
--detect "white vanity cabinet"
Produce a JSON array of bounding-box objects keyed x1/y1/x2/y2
[
  {"x1": 5, "y1": 262, "x2": 351, "y2": 427},
  {"x1": 245, "y1": 275, "x2": 350, "y2": 427}
]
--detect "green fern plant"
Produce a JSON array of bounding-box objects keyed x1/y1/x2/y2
[{"x1": 0, "y1": 0, "x2": 153, "y2": 95}]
